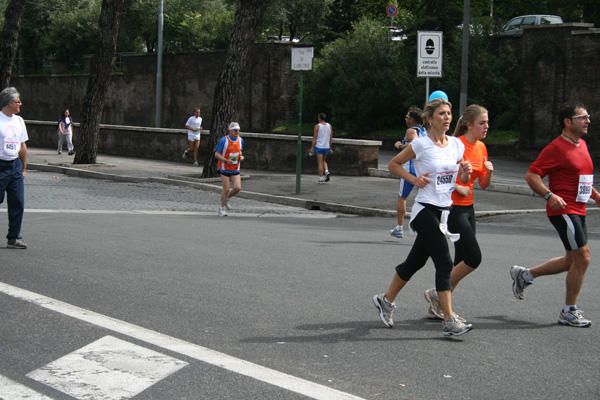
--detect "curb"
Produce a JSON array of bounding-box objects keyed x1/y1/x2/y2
[{"x1": 28, "y1": 163, "x2": 394, "y2": 217}]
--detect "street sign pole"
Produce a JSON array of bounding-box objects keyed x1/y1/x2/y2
[
  {"x1": 296, "y1": 72, "x2": 303, "y2": 194},
  {"x1": 386, "y1": 4, "x2": 398, "y2": 27},
  {"x1": 291, "y1": 47, "x2": 314, "y2": 194}
]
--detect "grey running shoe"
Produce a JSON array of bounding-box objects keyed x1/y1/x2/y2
[
  {"x1": 426, "y1": 305, "x2": 442, "y2": 320},
  {"x1": 510, "y1": 265, "x2": 532, "y2": 300},
  {"x1": 390, "y1": 227, "x2": 404, "y2": 238},
  {"x1": 182, "y1": 150, "x2": 188, "y2": 159},
  {"x1": 325, "y1": 171, "x2": 331, "y2": 182},
  {"x1": 193, "y1": 160, "x2": 199, "y2": 166},
  {"x1": 225, "y1": 198, "x2": 232, "y2": 210},
  {"x1": 7, "y1": 238, "x2": 27, "y2": 249},
  {"x1": 373, "y1": 294, "x2": 396, "y2": 328},
  {"x1": 316, "y1": 178, "x2": 325, "y2": 184},
  {"x1": 558, "y1": 306, "x2": 592, "y2": 327},
  {"x1": 424, "y1": 288, "x2": 444, "y2": 319},
  {"x1": 443, "y1": 315, "x2": 473, "y2": 337}
]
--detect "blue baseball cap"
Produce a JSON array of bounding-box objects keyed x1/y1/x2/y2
[{"x1": 428, "y1": 90, "x2": 449, "y2": 101}]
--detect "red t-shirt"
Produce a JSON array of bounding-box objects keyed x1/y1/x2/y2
[
  {"x1": 452, "y1": 136, "x2": 488, "y2": 206},
  {"x1": 528, "y1": 136, "x2": 594, "y2": 216}
]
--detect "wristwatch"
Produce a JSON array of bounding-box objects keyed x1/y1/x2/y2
[{"x1": 544, "y1": 191, "x2": 553, "y2": 201}]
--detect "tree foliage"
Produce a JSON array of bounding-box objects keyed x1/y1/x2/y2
[
  {"x1": 304, "y1": 18, "x2": 410, "y2": 135},
  {"x1": 164, "y1": 1, "x2": 235, "y2": 51}
]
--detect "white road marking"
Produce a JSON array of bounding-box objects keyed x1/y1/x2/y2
[
  {"x1": 0, "y1": 375, "x2": 54, "y2": 400},
  {"x1": 0, "y1": 282, "x2": 366, "y2": 400},
  {"x1": 27, "y1": 336, "x2": 188, "y2": 400}
]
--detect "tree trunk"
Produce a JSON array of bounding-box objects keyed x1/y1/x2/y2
[
  {"x1": 201, "y1": 0, "x2": 267, "y2": 178},
  {"x1": 0, "y1": 0, "x2": 27, "y2": 89},
  {"x1": 74, "y1": 0, "x2": 124, "y2": 164}
]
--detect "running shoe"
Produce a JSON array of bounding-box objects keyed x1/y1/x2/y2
[
  {"x1": 325, "y1": 171, "x2": 331, "y2": 182},
  {"x1": 390, "y1": 227, "x2": 404, "y2": 238},
  {"x1": 424, "y1": 288, "x2": 444, "y2": 319},
  {"x1": 225, "y1": 198, "x2": 232, "y2": 210},
  {"x1": 182, "y1": 150, "x2": 188, "y2": 159},
  {"x1": 443, "y1": 315, "x2": 473, "y2": 337},
  {"x1": 193, "y1": 160, "x2": 199, "y2": 166},
  {"x1": 7, "y1": 238, "x2": 27, "y2": 249},
  {"x1": 510, "y1": 265, "x2": 532, "y2": 300},
  {"x1": 426, "y1": 305, "x2": 442, "y2": 320},
  {"x1": 373, "y1": 294, "x2": 396, "y2": 328},
  {"x1": 218, "y1": 206, "x2": 227, "y2": 217},
  {"x1": 558, "y1": 306, "x2": 592, "y2": 327},
  {"x1": 317, "y1": 178, "x2": 325, "y2": 184}
]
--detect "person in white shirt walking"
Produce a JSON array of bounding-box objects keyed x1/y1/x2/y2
[
  {"x1": 0, "y1": 87, "x2": 28, "y2": 249},
  {"x1": 57, "y1": 108, "x2": 74, "y2": 155},
  {"x1": 310, "y1": 113, "x2": 333, "y2": 184}
]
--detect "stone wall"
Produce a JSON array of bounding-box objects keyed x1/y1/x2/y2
[
  {"x1": 26, "y1": 121, "x2": 381, "y2": 176},
  {"x1": 11, "y1": 43, "x2": 299, "y2": 134}
]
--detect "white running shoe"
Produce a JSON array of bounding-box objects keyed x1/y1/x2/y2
[
  {"x1": 218, "y1": 206, "x2": 227, "y2": 217},
  {"x1": 510, "y1": 265, "x2": 532, "y2": 300},
  {"x1": 424, "y1": 288, "x2": 444, "y2": 319},
  {"x1": 558, "y1": 306, "x2": 592, "y2": 327},
  {"x1": 373, "y1": 294, "x2": 396, "y2": 328},
  {"x1": 225, "y1": 198, "x2": 232, "y2": 210},
  {"x1": 443, "y1": 315, "x2": 473, "y2": 337}
]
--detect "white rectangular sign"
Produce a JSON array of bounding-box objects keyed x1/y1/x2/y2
[
  {"x1": 291, "y1": 47, "x2": 314, "y2": 71},
  {"x1": 417, "y1": 31, "x2": 443, "y2": 78}
]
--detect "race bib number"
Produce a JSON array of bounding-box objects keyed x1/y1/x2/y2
[
  {"x1": 4, "y1": 141, "x2": 18, "y2": 156},
  {"x1": 229, "y1": 152, "x2": 240, "y2": 164},
  {"x1": 435, "y1": 164, "x2": 460, "y2": 193},
  {"x1": 576, "y1": 174, "x2": 593, "y2": 203}
]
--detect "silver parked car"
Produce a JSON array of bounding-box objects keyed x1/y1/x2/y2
[{"x1": 499, "y1": 15, "x2": 563, "y2": 35}]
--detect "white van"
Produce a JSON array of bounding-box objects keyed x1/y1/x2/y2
[{"x1": 499, "y1": 15, "x2": 563, "y2": 35}]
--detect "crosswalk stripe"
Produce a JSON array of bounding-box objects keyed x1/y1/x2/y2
[
  {"x1": 0, "y1": 374, "x2": 54, "y2": 400},
  {"x1": 0, "y1": 282, "x2": 365, "y2": 400}
]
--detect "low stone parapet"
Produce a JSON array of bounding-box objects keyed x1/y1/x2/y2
[{"x1": 25, "y1": 121, "x2": 381, "y2": 176}]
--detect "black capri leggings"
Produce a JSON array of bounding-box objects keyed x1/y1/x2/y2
[
  {"x1": 447, "y1": 204, "x2": 482, "y2": 269},
  {"x1": 395, "y1": 205, "x2": 454, "y2": 292}
]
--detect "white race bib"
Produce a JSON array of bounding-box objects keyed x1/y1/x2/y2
[
  {"x1": 229, "y1": 152, "x2": 240, "y2": 165},
  {"x1": 434, "y1": 164, "x2": 460, "y2": 193},
  {"x1": 576, "y1": 174, "x2": 593, "y2": 203}
]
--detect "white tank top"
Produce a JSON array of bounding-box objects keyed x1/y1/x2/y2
[{"x1": 316, "y1": 123, "x2": 331, "y2": 148}]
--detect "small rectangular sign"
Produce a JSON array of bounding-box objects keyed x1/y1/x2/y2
[
  {"x1": 417, "y1": 31, "x2": 443, "y2": 78},
  {"x1": 291, "y1": 47, "x2": 314, "y2": 71}
]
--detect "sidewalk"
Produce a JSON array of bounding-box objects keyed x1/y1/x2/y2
[{"x1": 27, "y1": 147, "x2": 542, "y2": 217}]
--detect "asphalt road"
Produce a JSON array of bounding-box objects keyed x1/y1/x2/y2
[{"x1": 1, "y1": 171, "x2": 599, "y2": 399}]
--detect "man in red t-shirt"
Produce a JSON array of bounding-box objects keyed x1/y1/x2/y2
[{"x1": 510, "y1": 102, "x2": 596, "y2": 327}]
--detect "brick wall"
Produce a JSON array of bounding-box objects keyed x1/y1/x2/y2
[
  {"x1": 516, "y1": 23, "x2": 600, "y2": 160},
  {"x1": 11, "y1": 43, "x2": 299, "y2": 134}
]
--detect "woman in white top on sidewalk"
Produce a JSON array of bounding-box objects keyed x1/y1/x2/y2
[
  {"x1": 57, "y1": 109, "x2": 74, "y2": 155},
  {"x1": 373, "y1": 97, "x2": 474, "y2": 337}
]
